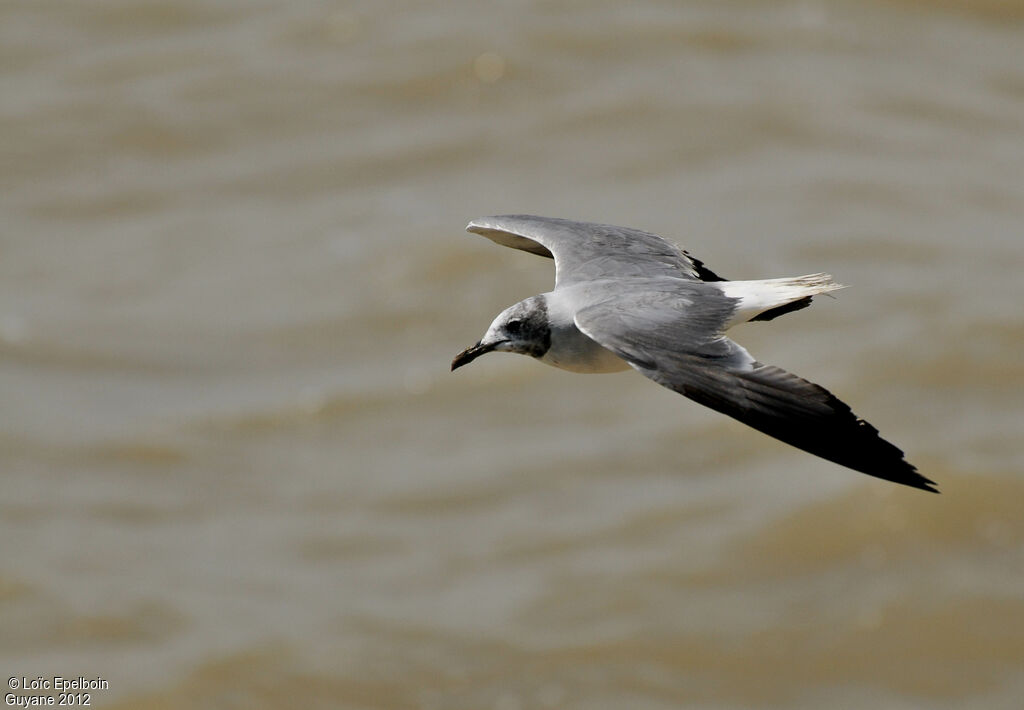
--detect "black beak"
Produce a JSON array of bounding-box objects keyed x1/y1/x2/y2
[{"x1": 451, "y1": 341, "x2": 498, "y2": 371}]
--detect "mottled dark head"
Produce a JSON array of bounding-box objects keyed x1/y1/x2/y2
[{"x1": 451, "y1": 295, "x2": 551, "y2": 371}]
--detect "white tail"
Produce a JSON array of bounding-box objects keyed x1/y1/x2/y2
[{"x1": 716, "y1": 273, "x2": 846, "y2": 328}]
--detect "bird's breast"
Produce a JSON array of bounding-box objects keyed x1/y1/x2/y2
[{"x1": 539, "y1": 322, "x2": 631, "y2": 373}]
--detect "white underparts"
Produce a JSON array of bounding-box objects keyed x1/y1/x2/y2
[
  {"x1": 715, "y1": 273, "x2": 846, "y2": 330},
  {"x1": 540, "y1": 321, "x2": 631, "y2": 373},
  {"x1": 540, "y1": 288, "x2": 632, "y2": 373}
]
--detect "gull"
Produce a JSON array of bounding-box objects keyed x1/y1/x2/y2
[{"x1": 451, "y1": 215, "x2": 936, "y2": 492}]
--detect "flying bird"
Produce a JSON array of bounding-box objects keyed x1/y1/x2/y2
[{"x1": 451, "y1": 215, "x2": 936, "y2": 492}]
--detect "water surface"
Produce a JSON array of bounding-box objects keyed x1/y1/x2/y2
[{"x1": 2, "y1": 1, "x2": 1023, "y2": 708}]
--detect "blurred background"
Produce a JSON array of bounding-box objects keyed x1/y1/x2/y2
[{"x1": 3, "y1": 1, "x2": 1023, "y2": 708}]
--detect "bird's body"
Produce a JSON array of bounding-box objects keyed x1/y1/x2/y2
[
  {"x1": 538, "y1": 285, "x2": 629, "y2": 373},
  {"x1": 452, "y1": 215, "x2": 936, "y2": 493}
]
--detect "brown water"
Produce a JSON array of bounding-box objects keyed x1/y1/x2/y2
[{"x1": 3, "y1": 1, "x2": 1024, "y2": 708}]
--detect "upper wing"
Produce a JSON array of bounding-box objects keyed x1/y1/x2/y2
[
  {"x1": 574, "y1": 286, "x2": 936, "y2": 492},
  {"x1": 466, "y1": 215, "x2": 725, "y2": 287}
]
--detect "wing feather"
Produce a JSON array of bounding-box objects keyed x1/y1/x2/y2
[
  {"x1": 574, "y1": 286, "x2": 936, "y2": 492},
  {"x1": 467, "y1": 215, "x2": 724, "y2": 286}
]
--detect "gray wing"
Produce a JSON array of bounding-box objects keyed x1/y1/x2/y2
[
  {"x1": 574, "y1": 284, "x2": 937, "y2": 492},
  {"x1": 466, "y1": 215, "x2": 725, "y2": 287}
]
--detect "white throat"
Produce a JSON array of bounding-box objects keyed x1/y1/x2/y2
[{"x1": 537, "y1": 289, "x2": 631, "y2": 373}]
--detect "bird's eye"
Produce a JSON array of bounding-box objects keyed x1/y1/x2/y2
[{"x1": 506, "y1": 319, "x2": 522, "y2": 335}]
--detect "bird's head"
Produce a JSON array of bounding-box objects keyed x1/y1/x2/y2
[{"x1": 451, "y1": 296, "x2": 551, "y2": 371}]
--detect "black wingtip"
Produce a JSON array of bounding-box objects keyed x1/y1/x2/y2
[
  {"x1": 904, "y1": 470, "x2": 940, "y2": 494},
  {"x1": 750, "y1": 296, "x2": 813, "y2": 322},
  {"x1": 685, "y1": 251, "x2": 727, "y2": 282},
  {"x1": 898, "y1": 474, "x2": 939, "y2": 493},
  {"x1": 680, "y1": 363, "x2": 940, "y2": 494}
]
